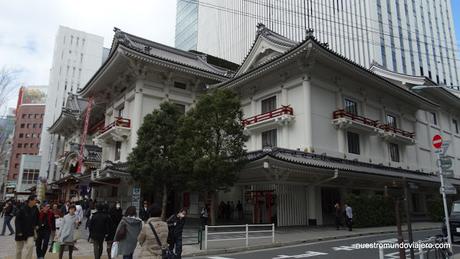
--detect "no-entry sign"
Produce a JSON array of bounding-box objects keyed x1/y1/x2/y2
[{"x1": 432, "y1": 134, "x2": 443, "y2": 149}]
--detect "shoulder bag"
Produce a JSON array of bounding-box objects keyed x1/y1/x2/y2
[{"x1": 148, "y1": 222, "x2": 174, "y2": 259}]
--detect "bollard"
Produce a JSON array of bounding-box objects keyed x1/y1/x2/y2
[
  {"x1": 204, "y1": 225, "x2": 208, "y2": 250},
  {"x1": 272, "y1": 223, "x2": 275, "y2": 244},
  {"x1": 245, "y1": 224, "x2": 249, "y2": 247},
  {"x1": 379, "y1": 246, "x2": 384, "y2": 259},
  {"x1": 418, "y1": 246, "x2": 424, "y2": 259}
]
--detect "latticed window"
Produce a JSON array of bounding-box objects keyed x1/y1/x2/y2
[
  {"x1": 389, "y1": 143, "x2": 400, "y2": 162},
  {"x1": 261, "y1": 96, "x2": 276, "y2": 113},
  {"x1": 347, "y1": 132, "x2": 360, "y2": 154},
  {"x1": 262, "y1": 129, "x2": 277, "y2": 148},
  {"x1": 344, "y1": 99, "x2": 358, "y2": 115}
]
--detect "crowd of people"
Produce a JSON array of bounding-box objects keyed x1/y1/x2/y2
[{"x1": 0, "y1": 196, "x2": 189, "y2": 259}]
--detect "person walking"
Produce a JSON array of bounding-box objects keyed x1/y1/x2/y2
[
  {"x1": 106, "y1": 202, "x2": 123, "y2": 259},
  {"x1": 345, "y1": 203, "x2": 353, "y2": 231},
  {"x1": 200, "y1": 205, "x2": 208, "y2": 230},
  {"x1": 15, "y1": 195, "x2": 39, "y2": 259},
  {"x1": 114, "y1": 206, "x2": 143, "y2": 259},
  {"x1": 49, "y1": 203, "x2": 63, "y2": 253},
  {"x1": 89, "y1": 204, "x2": 111, "y2": 259},
  {"x1": 334, "y1": 202, "x2": 341, "y2": 230},
  {"x1": 167, "y1": 208, "x2": 187, "y2": 259},
  {"x1": 236, "y1": 201, "x2": 243, "y2": 221},
  {"x1": 58, "y1": 205, "x2": 78, "y2": 259},
  {"x1": 138, "y1": 204, "x2": 169, "y2": 259},
  {"x1": 61, "y1": 201, "x2": 70, "y2": 216},
  {"x1": 36, "y1": 203, "x2": 55, "y2": 259},
  {"x1": 139, "y1": 201, "x2": 149, "y2": 222},
  {"x1": 1, "y1": 201, "x2": 15, "y2": 235}
]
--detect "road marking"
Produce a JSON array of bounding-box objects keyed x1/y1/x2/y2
[
  {"x1": 272, "y1": 251, "x2": 328, "y2": 258},
  {"x1": 208, "y1": 257, "x2": 235, "y2": 259},
  {"x1": 332, "y1": 244, "x2": 360, "y2": 251}
]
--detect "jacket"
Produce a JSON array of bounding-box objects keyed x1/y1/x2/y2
[
  {"x1": 59, "y1": 213, "x2": 78, "y2": 244},
  {"x1": 89, "y1": 211, "x2": 111, "y2": 241},
  {"x1": 138, "y1": 217, "x2": 169, "y2": 259},
  {"x1": 15, "y1": 204, "x2": 39, "y2": 241},
  {"x1": 167, "y1": 214, "x2": 185, "y2": 239},
  {"x1": 107, "y1": 207, "x2": 123, "y2": 241},
  {"x1": 38, "y1": 210, "x2": 56, "y2": 233},
  {"x1": 115, "y1": 216, "x2": 143, "y2": 256}
]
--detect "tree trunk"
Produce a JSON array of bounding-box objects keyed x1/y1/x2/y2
[{"x1": 161, "y1": 184, "x2": 168, "y2": 220}]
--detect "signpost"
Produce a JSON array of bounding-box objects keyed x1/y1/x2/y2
[
  {"x1": 432, "y1": 134, "x2": 453, "y2": 253},
  {"x1": 132, "y1": 186, "x2": 141, "y2": 216}
]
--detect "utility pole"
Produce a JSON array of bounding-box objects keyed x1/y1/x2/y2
[
  {"x1": 395, "y1": 197, "x2": 406, "y2": 259},
  {"x1": 403, "y1": 179, "x2": 414, "y2": 259}
]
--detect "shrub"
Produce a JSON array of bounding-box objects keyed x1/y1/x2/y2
[{"x1": 346, "y1": 194, "x2": 398, "y2": 227}]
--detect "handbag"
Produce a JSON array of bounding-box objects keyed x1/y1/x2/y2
[
  {"x1": 115, "y1": 220, "x2": 127, "y2": 241},
  {"x1": 148, "y1": 222, "x2": 174, "y2": 259},
  {"x1": 73, "y1": 228, "x2": 80, "y2": 241},
  {"x1": 51, "y1": 242, "x2": 61, "y2": 253},
  {"x1": 111, "y1": 241, "x2": 119, "y2": 258}
]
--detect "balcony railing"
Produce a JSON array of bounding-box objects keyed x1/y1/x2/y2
[
  {"x1": 333, "y1": 109, "x2": 415, "y2": 139},
  {"x1": 332, "y1": 109, "x2": 379, "y2": 127},
  {"x1": 99, "y1": 117, "x2": 131, "y2": 134},
  {"x1": 378, "y1": 124, "x2": 415, "y2": 139},
  {"x1": 242, "y1": 106, "x2": 294, "y2": 127}
]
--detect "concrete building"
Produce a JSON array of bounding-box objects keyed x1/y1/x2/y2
[
  {"x1": 16, "y1": 155, "x2": 41, "y2": 200},
  {"x1": 7, "y1": 86, "x2": 46, "y2": 182},
  {"x1": 0, "y1": 113, "x2": 15, "y2": 199},
  {"x1": 39, "y1": 26, "x2": 104, "y2": 184},
  {"x1": 175, "y1": 0, "x2": 460, "y2": 88}
]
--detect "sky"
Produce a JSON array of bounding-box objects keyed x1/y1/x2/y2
[{"x1": 0, "y1": 0, "x2": 460, "y2": 113}]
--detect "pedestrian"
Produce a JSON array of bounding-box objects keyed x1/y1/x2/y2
[
  {"x1": 58, "y1": 204, "x2": 78, "y2": 259},
  {"x1": 89, "y1": 203, "x2": 111, "y2": 259},
  {"x1": 167, "y1": 208, "x2": 187, "y2": 258},
  {"x1": 236, "y1": 200, "x2": 243, "y2": 220},
  {"x1": 200, "y1": 205, "x2": 208, "y2": 230},
  {"x1": 107, "y1": 201, "x2": 123, "y2": 259},
  {"x1": 1, "y1": 201, "x2": 15, "y2": 235},
  {"x1": 15, "y1": 194, "x2": 39, "y2": 259},
  {"x1": 36, "y1": 203, "x2": 55, "y2": 259},
  {"x1": 334, "y1": 202, "x2": 341, "y2": 230},
  {"x1": 49, "y1": 203, "x2": 63, "y2": 253},
  {"x1": 114, "y1": 206, "x2": 143, "y2": 259},
  {"x1": 75, "y1": 201, "x2": 83, "y2": 225},
  {"x1": 138, "y1": 203, "x2": 169, "y2": 259},
  {"x1": 61, "y1": 201, "x2": 70, "y2": 215},
  {"x1": 345, "y1": 203, "x2": 353, "y2": 231},
  {"x1": 139, "y1": 201, "x2": 149, "y2": 221}
]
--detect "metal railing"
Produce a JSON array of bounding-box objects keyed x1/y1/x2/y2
[
  {"x1": 203, "y1": 224, "x2": 275, "y2": 250},
  {"x1": 99, "y1": 117, "x2": 131, "y2": 134},
  {"x1": 242, "y1": 106, "x2": 294, "y2": 127}
]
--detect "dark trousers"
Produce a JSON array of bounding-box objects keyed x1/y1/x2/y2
[
  {"x1": 58, "y1": 244, "x2": 74, "y2": 259},
  {"x1": 106, "y1": 241, "x2": 113, "y2": 259},
  {"x1": 169, "y1": 237, "x2": 183, "y2": 258},
  {"x1": 200, "y1": 217, "x2": 208, "y2": 230},
  {"x1": 335, "y1": 216, "x2": 341, "y2": 230},
  {"x1": 93, "y1": 239, "x2": 104, "y2": 259},
  {"x1": 346, "y1": 217, "x2": 353, "y2": 231},
  {"x1": 36, "y1": 230, "x2": 51, "y2": 258},
  {"x1": 1, "y1": 215, "x2": 14, "y2": 235},
  {"x1": 122, "y1": 254, "x2": 133, "y2": 259}
]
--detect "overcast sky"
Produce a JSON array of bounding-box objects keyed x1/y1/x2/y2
[{"x1": 0, "y1": 0, "x2": 177, "y2": 113}]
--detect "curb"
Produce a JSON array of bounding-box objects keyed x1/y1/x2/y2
[{"x1": 185, "y1": 227, "x2": 439, "y2": 257}]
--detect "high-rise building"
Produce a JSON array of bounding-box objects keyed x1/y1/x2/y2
[
  {"x1": 39, "y1": 26, "x2": 104, "y2": 182},
  {"x1": 175, "y1": 0, "x2": 460, "y2": 87},
  {"x1": 7, "y1": 86, "x2": 46, "y2": 182}
]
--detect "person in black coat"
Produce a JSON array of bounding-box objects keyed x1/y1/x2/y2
[
  {"x1": 15, "y1": 195, "x2": 39, "y2": 259},
  {"x1": 139, "y1": 201, "x2": 149, "y2": 221},
  {"x1": 167, "y1": 208, "x2": 187, "y2": 259},
  {"x1": 89, "y1": 203, "x2": 111, "y2": 259},
  {"x1": 106, "y1": 202, "x2": 123, "y2": 259}
]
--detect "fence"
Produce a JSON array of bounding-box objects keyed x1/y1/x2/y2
[{"x1": 203, "y1": 224, "x2": 275, "y2": 250}]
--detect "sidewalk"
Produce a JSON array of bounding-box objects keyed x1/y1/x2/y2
[{"x1": 0, "y1": 218, "x2": 442, "y2": 258}]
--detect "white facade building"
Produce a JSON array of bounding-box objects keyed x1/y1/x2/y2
[
  {"x1": 39, "y1": 26, "x2": 104, "y2": 183},
  {"x1": 175, "y1": 0, "x2": 460, "y2": 88}
]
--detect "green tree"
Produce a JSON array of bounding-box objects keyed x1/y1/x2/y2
[
  {"x1": 127, "y1": 102, "x2": 185, "y2": 219},
  {"x1": 177, "y1": 88, "x2": 248, "y2": 225}
]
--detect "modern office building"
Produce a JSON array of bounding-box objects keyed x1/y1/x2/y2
[
  {"x1": 39, "y1": 26, "x2": 104, "y2": 183},
  {"x1": 175, "y1": 0, "x2": 460, "y2": 87},
  {"x1": 7, "y1": 86, "x2": 46, "y2": 182}
]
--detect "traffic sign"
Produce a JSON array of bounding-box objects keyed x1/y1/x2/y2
[{"x1": 432, "y1": 134, "x2": 443, "y2": 149}]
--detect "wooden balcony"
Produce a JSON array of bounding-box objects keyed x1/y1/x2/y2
[
  {"x1": 95, "y1": 117, "x2": 131, "y2": 144},
  {"x1": 378, "y1": 124, "x2": 415, "y2": 145},
  {"x1": 242, "y1": 106, "x2": 295, "y2": 132},
  {"x1": 332, "y1": 109, "x2": 379, "y2": 134}
]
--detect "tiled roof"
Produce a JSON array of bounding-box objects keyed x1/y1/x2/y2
[{"x1": 247, "y1": 148, "x2": 460, "y2": 185}]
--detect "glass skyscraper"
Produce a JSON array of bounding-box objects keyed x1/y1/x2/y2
[{"x1": 175, "y1": 0, "x2": 199, "y2": 51}]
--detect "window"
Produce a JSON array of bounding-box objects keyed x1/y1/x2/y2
[
  {"x1": 174, "y1": 81, "x2": 187, "y2": 90},
  {"x1": 344, "y1": 99, "x2": 358, "y2": 115},
  {"x1": 34, "y1": 114, "x2": 38, "y2": 118},
  {"x1": 80, "y1": 53, "x2": 84, "y2": 63},
  {"x1": 20, "y1": 124, "x2": 25, "y2": 128},
  {"x1": 36, "y1": 144, "x2": 40, "y2": 148},
  {"x1": 41, "y1": 114, "x2": 44, "y2": 118},
  {"x1": 386, "y1": 114, "x2": 397, "y2": 128},
  {"x1": 347, "y1": 132, "x2": 360, "y2": 154},
  {"x1": 14, "y1": 164, "x2": 18, "y2": 169},
  {"x1": 261, "y1": 96, "x2": 276, "y2": 113},
  {"x1": 115, "y1": 142, "x2": 122, "y2": 161},
  {"x1": 25, "y1": 133, "x2": 30, "y2": 138},
  {"x1": 28, "y1": 114, "x2": 32, "y2": 118},
  {"x1": 19, "y1": 133, "x2": 23, "y2": 138},
  {"x1": 16, "y1": 154, "x2": 20, "y2": 158},
  {"x1": 453, "y1": 119, "x2": 459, "y2": 134},
  {"x1": 39, "y1": 123, "x2": 42, "y2": 128},
  {"x1": 22, "y1": 114, "x2": 26, "y2": 119},
  {"x1": 430, "y1": 112, "x2": 437, "y2": 125},
  {"x1": 26, "y1": 124, "x2": 30, "y2": 128},
  {"x1": 262, "y1": 129, "x2": 277, "y2": 148},
  {"x1": 24, "y1": 143, "x2": 28, "y2": 148},
  {"x1": 117, "y1": 106, "x2": 124, "y2": 117},
  {"x1": 389, "y1": 143, "x2": 400, "y2": 162},
  {"x1": 33, "y1": 124, "x2": 36, "y2": 128},
  {"x1": 18, "y1": 143, "x2": 22, "y2": 148}
]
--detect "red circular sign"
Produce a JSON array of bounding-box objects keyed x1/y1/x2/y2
[{"x1": 432, "y1": 134, "x2": 443, "y2": 149}]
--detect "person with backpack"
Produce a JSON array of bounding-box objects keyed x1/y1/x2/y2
[
  {"x1": 114, "y1": 206, "x2": 142, "y2": 259},
  {"x1": 1, "y1": 201, "x2": 15, "y2": 235},
  {"x1": 15, "y1": 195, "x2": 39, "y2": 259},
  {"x1": 167, "y1": 208, "x2": 187, "y2": 259},
  {"x1": 138, "y1": 204, "x2": 169, "y2": 259}
]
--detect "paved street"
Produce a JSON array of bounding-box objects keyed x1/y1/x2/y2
[{"x1": 189, "y1": 230, "x2": 460, "y2": 259}]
